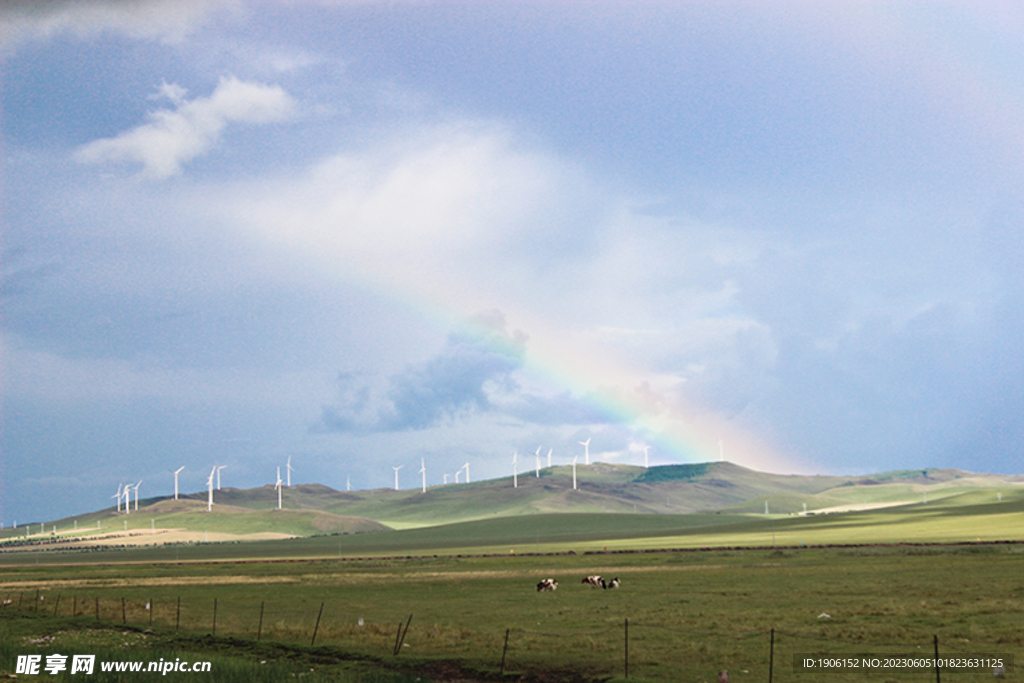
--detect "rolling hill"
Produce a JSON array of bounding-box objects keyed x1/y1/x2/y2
[{"x1": 1, "y1": 462, "x2": 1020, "y2": 554}]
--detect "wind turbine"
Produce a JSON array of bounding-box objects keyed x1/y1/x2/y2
[
  {"x1": 346, "y1": 475, "x2": 351, "y2": 492},
  {"x1": 463, "y1": 462, "x2": 470, "y2": 483},
  {"x1": 419, "y1": 458, "x2": 426, "y2": 494},
  {"x1": 216, "y1": 466, "x2": 226, "y2": 490},
  {"x1": 275, "y1": 467, "x2": 283, "y2": 510},
  {"x1": 512, "y1": 451, "x2": 518, "y2": 488},
  {"x1": 643, "y1": 446, "x2": 650, "y2": 469},
  {"x1": 206, "y1": 466, "x2": 216, "y2": 512},
  {"x1": 579, "y1": 438, "x2": 591, "y2": 466},
  {"x1": 113, "y1": 484, "x2": 123, "y2": 513},
  {"x1": 571, "y1": 455, "x2": 578, "y2": 490},
  {"x1": 173, "y1": 467, "x2": 185, "y2": 500},
  {"x1": 123, "y1": 484, "x2": 132, "y2": 514},
  {"x1": 534, "y1": 447, "x2": 541, "y2": 477},
  {"x1": 547, "y1": 448, "x2": 552, "y2": 468},
  {"x1": 286, "y1": 456, "x2": 294, "y2": 487},
  {"x1": 455, "y1": 470, "x2": 461, "y2": 484},
  {"x1": 133, "y1": 480, "x2": 142, "y2": 511},
  {"x1": 391, "y1": 465, "x2": 403, "y2": 491}
]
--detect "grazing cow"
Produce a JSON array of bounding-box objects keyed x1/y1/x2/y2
[
  {"x1": 605, "y1": 577, "x2": 620, "y2": 589},
  {"x1": 582, "y1": 575, "x2": 603, "y2": 588},
  {"x1": 536, "y1": 578, "x2": 558, "y2": 592}
]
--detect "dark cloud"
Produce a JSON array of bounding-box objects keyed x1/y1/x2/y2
[{"x1": 318, "y1": 311, "x2": 529, "y2": 434}]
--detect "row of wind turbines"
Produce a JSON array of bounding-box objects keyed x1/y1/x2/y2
[{"x1": 390, "y1": 439, "x2": 655, "y2": 493}]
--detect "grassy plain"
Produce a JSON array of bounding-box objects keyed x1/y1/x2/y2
[{"x1": 2, "y1": 545, "x2": 1022, "y2": 682}]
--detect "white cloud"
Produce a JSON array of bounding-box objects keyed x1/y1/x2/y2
[{"x1": 75, "y1": 76, "x2": 296, "y2": 178}]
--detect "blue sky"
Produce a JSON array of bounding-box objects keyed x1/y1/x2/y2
[{"x1": 2, "y1": 1, "x2": 1023, "y2": 524}]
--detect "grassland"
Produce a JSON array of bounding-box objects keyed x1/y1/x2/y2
[{"x1": 2, "y1": 545, "x2": 1022, "y2": 682}]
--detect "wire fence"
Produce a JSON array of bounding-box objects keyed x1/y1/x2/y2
[{"x1": 2, "y1": 591, "x2": 1016, "y2": 681}]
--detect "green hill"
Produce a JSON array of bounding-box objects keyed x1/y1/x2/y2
[{"x1": 1, "y1": 462, "x2": 1020, "y2": 551}]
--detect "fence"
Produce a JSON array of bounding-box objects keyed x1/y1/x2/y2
[{"x1": 2, "y1": 592, "x2": 1014, "y2": 681}]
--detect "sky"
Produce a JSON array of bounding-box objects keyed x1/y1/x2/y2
[{"x1": 2, "y1": 1, "x2": 1024, "y2": 524}]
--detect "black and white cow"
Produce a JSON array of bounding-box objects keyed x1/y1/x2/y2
[
  {"x1": 582, "y1": 575, "x2": 603, "y2": 588},
  {"x1": 536, "y1": 578, "x2": 558, "y2": 592}
]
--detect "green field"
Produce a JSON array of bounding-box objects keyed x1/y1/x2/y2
[{"x1": 2, "y1": 545, "x2": 1021, "y2": 682}]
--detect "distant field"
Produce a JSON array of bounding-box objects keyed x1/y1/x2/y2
[{"x1": 1, "y1": 545, "x2": 1022, "y2": 682}]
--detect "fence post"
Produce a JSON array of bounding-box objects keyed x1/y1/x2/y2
[
  {"x1": 149, "y1": 598, "x2": 153, "y2": 627},
  {"x1": 768, "y1": 628, "x2": 774, "y2": 683},
  {"x1": 311, "y1": 602, "x2": 325, "y2": 646},
  {"x1": 53, "y1": 595, "x2": 61, "y2": 617},
  {"x1": 212, "y1": 598, "x2": 217, "y2": 636},
  {"x1": 933, "y1": 635, "x2": 940, "y2": 683},
  {"x1": 95, "y1": 598, "x2": 99, "y2": 621},
  {"x1": 257, "y1": 601, "x2": 264, "y2": 641},
  {"x1": 393, "y1": 622, "x2": 403, "y2": 656},
  {"x1": 121, "y1": 597, "x2": 126, "y2": 624},
  {"x1": 395, "y1": 614, "x2": 413, "y2": 655},
  {"x1": 175, "y1": 597, "x2": 181, "y2": 631},
  {"x1": 35, "y1": 589, "x2": 40, "y2": 613},
  {"x1": 625, "y1": 618, "x2": 629, "y2": 679},
  {"x1": 73, "y1": 595, "x2": 77, "y2": 618},
  {"x1": 500, "y1": 628, "x2": 510, "y2": 674}
]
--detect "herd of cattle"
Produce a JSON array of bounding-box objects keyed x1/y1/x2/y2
[{"x1": 535, "y1": 575, "x2": 621, "y2": 591}]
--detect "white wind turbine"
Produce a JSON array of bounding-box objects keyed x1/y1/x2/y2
[
  {"x1": 123, "y1": 484, "x2": 132, "y2": 514},
  {"x1": 534, "y1": 447, "x2": 541, "y2": 477},
  {"x1": 113, "y1": 484, "x2": 123, "y2": 513},
  {"x1": 286, "y1": 456, "x2": 294, "y2": 487},
  {"x1": 512, "y1": 451, "x2": 518, "y2": 488},
  {"x1": 571, "y1": 455, "x2": 578, "y2": 490},
  {"x1": 454, "y1": 470, "x2": 461, "y2": 484},
  {"x1": 206, "y1": 466, "x2": 216, "y2": 512},
  {"x1": 173, "y1": 467, "x2": 185, "y2": 500},
  {"x1": 346, "y1": 475, "x2": 351, "y2": 492},
  {"x1": 579, "y1": 437, "x2": 591, "y2": 465},
  {"x1": 391, "y1": 465, "x2": 403, "y2": 491},
  {"x1": 133, "y1": 480, "x2": 142, "y2": 511},
  {"x1": 419, "y1": 458, "x2": 426, "y2": 493},
  {"x1": 275, "y1": 467, "x2": 283, "y2": 510},
  {"x1": 463, "y1": 462, "x2": 470, "y2": 483},
  {"x1": 216, "y1": 465, "x2": 226, "y2": 490},
  {"x1": 643, "y1": 446, "x2": 650, "y2": 469},
  {"x1": 547, "y1": 448, "x2": 552, "y2": 468}
]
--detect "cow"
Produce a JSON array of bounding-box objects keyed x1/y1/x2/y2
[
  {"x1": 536, "y1": 578, "x2": 558, "y2": 592},
  {"x1": 582, "y1": 575, "x2": 603, "y2": 588},
  {"x1": 606, "y1": 577, "x2": 621, "y2": 589}
]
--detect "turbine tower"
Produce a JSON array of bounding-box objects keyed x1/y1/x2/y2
[
  {"x1": 419, "y1": 458, "x2": 426, "y2": 494},
  {"x1": 579, "y1": 437, "x2": 591, "y2": 466},
  {"x1": 454, "y1": 470, "x2": 461, "y2": 484},
  {"x1": 275, "y1": 467, "x2": 283, "y2": 510},
  {"x1": 113, "y1": 485, "x2": 122, "y2": 513},
  {"x1": 206, "y1": 466, "x2": 216, "y2": 512},
  {"x1": 216, "y1": 465, "x2": 226, "y2": 490},
  {"x1": 346, "y1": 475, "x2": 351, "y2": 492},
  {"x1": 391, "y1": 465, "x2": 403, "y2": 491},
  {"x1": 133, "y1": 480, "x2": 142, "y2": 511},
  {"x1": 643, "y1": 446, "x2": 650, "y2": 469},
  {"x1": 547, "y1": 448, "x2": 552, "y2": 468},
  {"x1": 463, "y1": 462, "x2": 470, "y2": 483},
  {"x1": 286, "y1": 456, "x2": 294, "y2": 487},
  {"x1": 123, "y1": 484, "x2": 132, "y2": 514},
  {"x1": 571, "y1": 455, "x2": 578, "y2": 490},
  {"x1": 534, "y1": 447, "x2": 541, "y2": 477},
  {"x1": 512, "y1": 451, "x2": 518, "y2": 488},
  {"x1": 173, "y1": 466, "x2": 185, "y2": 500}
]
